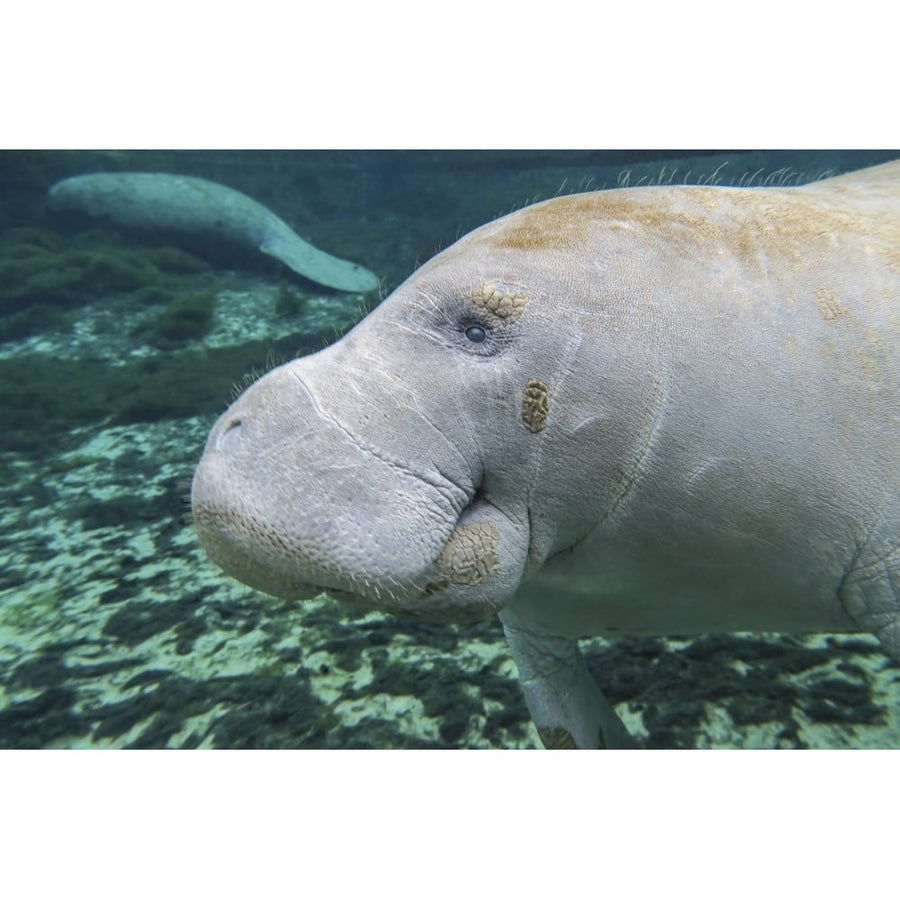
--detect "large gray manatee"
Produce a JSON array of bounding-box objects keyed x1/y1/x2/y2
[{"x1": 192, "y1": 160, "x2": 900, "y2": 749}]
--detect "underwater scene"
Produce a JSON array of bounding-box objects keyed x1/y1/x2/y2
[{"x1": 1, "y1": 148, "x2": 898, "y2": 749}]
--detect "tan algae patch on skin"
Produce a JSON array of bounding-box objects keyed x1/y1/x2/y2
[
  {"x1": 522, "y1": 379, "x2": 550, "y2": 433},
  {"x1": 432, "y1": 519, "x2": 501, "y2": 587},
  {"x1": 484, "y1": 186, "x2": 900, "y2": 273},
  {"x1": 813, "y1": 287, "x2": 850, "y2": 322},
  {"x1": 468, "y1": 280, "x2": 528, "y2": 324}
]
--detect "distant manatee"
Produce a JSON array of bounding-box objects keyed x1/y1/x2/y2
[{"x1": 46, "y1": 172, "x2": 379, "y2": 293}]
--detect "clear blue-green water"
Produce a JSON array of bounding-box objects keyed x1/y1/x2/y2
[{"x1": 1, "y1": 149, "x2": 898, "y2": 749}]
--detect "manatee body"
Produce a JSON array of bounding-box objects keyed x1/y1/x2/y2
[
  {"x1": 192, "y1": 161, "x2": 900, "y2": 748},
  {"x1": 47, "y1": 172, "x2": 379, "y2": 293}
]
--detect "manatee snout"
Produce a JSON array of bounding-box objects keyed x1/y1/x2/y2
[{"x1": 191, "y1": 360, "x2": 492, "y2": 615}]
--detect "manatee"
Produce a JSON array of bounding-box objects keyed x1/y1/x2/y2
[
  {"x1": 191, "y1": 160, "x2": 900, "y2": 749},
  {"x1": 46, "y1": 172, "x2": 379, "y2": 293}
]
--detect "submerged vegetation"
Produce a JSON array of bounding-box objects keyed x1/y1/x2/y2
[
  {"x1": 0, "y1": 226, "x2": 211, "y2": 342},
  {"x1": 0, "y1": 339, "x2": 314, "y2": 454},
  {"x1": 0, "y1": 226, "x2": 209, "y2": 312},
  {"x1": 131, "y1": 290, "x2": 218, "y2": 349}
]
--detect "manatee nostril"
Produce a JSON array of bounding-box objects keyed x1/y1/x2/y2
[{"x1": 215, "y1": 417, "x2": 243, "y2": 452}]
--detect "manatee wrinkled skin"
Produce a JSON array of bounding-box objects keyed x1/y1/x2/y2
[
  {"x1": 47, "y1": 172, "x2": 379, "y2": 293},
  {"x1": 192, "y1": 161, "x2": 900, "y2": 748}
]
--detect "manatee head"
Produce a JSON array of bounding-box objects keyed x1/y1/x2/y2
[{"x1": 192, "y1": 196, "x2": 663, "y2": 622}]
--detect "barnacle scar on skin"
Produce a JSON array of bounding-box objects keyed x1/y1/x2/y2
[
  {"x1": 469, "y1": 280, "x2": 528, "y2": 324},
  {"x1": 522, "y1": 378, "x2": 550, "y2": 433}
]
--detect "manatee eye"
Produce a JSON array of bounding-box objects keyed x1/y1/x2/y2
[{"x1": 464, "y1": 324, "x2": 487, "y2": 344}]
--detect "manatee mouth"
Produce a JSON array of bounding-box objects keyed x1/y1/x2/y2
[
  {"x1": 192, "y1": 479, "x2": 509, "y2": 625},
  {"x1": 193, "y1": 496, "x2": 422, "y2": 609}
]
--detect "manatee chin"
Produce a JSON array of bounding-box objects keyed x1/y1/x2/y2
[
  {"x1": 190, "y1": 498, "x2": 330, "y2": 603},
  {"x1": 191, "y1": 484, "x2": 449, "y2": 612}
]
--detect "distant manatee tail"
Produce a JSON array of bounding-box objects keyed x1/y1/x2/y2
[{"x1": 261, "y1": 232, "x2": 379, "y2": 294}]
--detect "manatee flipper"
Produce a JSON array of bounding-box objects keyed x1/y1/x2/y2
[
  {"x1": 260, "y1": 232, "x2": 379, "y2": 294},
  {"x1": 500, "y1": 608, "x2": 637, "y2": 749}
]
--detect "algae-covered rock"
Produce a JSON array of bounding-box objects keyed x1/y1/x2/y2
[
  {"x1": 0, "y1": 226, "x2": 66, "y2": 253},
  {"x1": 0, "y1": 304, "x2": 69, "y2": 343},
  {"x1": 0, "y1": 226, "x2": 209, "y2": 314},
  {"x1": 131, "y1": 290, "x2": 217, "y2": 349},
  {"x1": 0, "y1": 241, "x2": 160, "y2": 311},
  {"x1": 274, "y1": 281, "x2": 308, "y2": 319},
  {"x1": 144, "y1": 246, "x2": 210, "y2": 275},
  {"x1": 112, "y1": 344, "x2": 276, "y2": 424}
]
